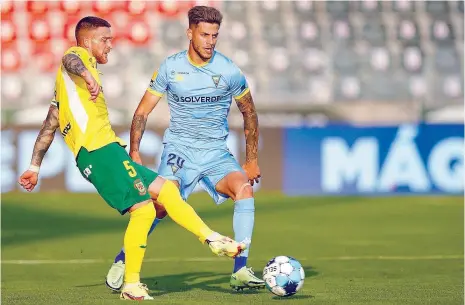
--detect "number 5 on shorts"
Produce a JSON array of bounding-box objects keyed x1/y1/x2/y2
[{"x1": 123, "y1": 160, "x2": 137, "y2": 177}]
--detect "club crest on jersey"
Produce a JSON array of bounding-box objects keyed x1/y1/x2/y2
[
  {"x1": 171, "y1": 165, "x2": 179, "y2": 174},
  {"x1": 212, "y1": 75, "x2": 221, "y2": 88},
  {"x1": 133, "y1": 179, "x2": 147, "y2": 195}
]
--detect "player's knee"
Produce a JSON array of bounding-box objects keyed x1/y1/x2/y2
[
  {"x1": 149, "y1": 177, "x2": 181, "y2": 198},
  {"x1": 148, "y1": 176, "x2": 166, "y2": 199},
  {"x1": 153, "y1": 201, "x2": 168, "y2": 219},
  {"x1": 234, "y1": 194, "x2": 255, "y2": 212},
  {"x1": 171, "y1": 180, "x2": 180, "y2": 189},
  {"x1": 235, "y1": 183, "x2": 254, "y2": 200},
  {"x1": 129, "y1": 200, "x2": 156, "y2": 220}
]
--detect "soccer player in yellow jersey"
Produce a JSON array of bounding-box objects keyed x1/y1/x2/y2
[{"x1": 18, "y1": 16, "x2": 245, "y2": 301}]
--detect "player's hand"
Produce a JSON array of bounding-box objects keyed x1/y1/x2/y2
[
  {"x1": 82, "y1": 71, "x2": 100, "y2": 102},
  {"x1": 242, "y1": 160, "x2": 261, "y2": 186},
  {"x1": 129, "y1": 151, "x2": 143, "y2": 165},
  {"x1": 18, "y1": 170, "x2": 39, "y2": 192}
]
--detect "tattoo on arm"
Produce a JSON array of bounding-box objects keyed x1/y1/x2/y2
[
  {"x1": 130, "y1": 114, "x2": 147, "y2": 153},
  {"x1": 31, "y1": 105, "x2": 59, "y2": 167},
  {"x1": 235, "y1": 92, "x2": 259, "y2": 162},
  {"x1": 62, "y1": 54, "x2": 87, "y2": 76}
]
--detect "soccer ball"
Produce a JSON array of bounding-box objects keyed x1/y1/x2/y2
[{"x1": 262, "y1": 256, "x2": 305, "y2": 297}]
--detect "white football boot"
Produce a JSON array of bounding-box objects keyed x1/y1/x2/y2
[
  {"x1": 205, "y1": 233, "x2": 247, "y2": 258},
  {"x1": 120, "y1": 282, "x2": 153, "y2": 300},
  {"x1": 105, "y1": 261, "x2": 125, "y2": 291},
  {"x1": 230, "y1": 266, "x2": 266, "y2": 291}
]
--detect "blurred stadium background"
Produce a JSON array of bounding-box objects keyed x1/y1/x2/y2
[
  {"x1": 1, "y1": 0, "x2": 463, "y2": 194},
  {"x1": 1, "y1": 0, "x2": 464, "y2": 125},
  {"x1": 1, "y1": 1, "x2": 464, "y2": 304}
]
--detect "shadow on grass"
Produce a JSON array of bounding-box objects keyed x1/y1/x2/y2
[
  {"x1": 138, "y1": 265, "x2": 318, "y2": 298},
  {"x1": 2, "y1": 192, "x2": 359, "y2": 248}
]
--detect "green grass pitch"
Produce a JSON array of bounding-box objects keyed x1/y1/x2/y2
[{"x1": 1, "y1": 192, "x2": 463, "y2": 305}]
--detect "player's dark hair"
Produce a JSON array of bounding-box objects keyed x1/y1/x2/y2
[
  {"x1": 75, "y1": 16, "x2": 111, "y2": 40},
  {"x1": 188, "y1": 6, "x2": 223, "y2": 27}
]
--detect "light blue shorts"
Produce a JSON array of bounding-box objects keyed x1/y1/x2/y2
[{"x1": 158, "y1": 143, "x2": 244, "y2": 204}]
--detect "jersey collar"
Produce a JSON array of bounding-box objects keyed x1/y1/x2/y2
[
  {"x1": 187, "y1": 51, "x2": 215, "y2": 68},
  {"x1": 89, "y1": 56, "x2": 97, "y2": 69}
]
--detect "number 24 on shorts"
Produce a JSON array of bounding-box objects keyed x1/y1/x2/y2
[
  {"x1": 123, "y1": 160, "x2": 137, "y2": 177},
  {"x1": 167, "y1": 153, "x2": 185, "y2": 168}
]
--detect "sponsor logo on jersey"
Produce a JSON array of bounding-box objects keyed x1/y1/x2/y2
[
  {"x1": 83, "y1": 164, "x2": 92, "y2": 178},
  {"x1": 176, "y1": 95, "x2": 223, "y2": 103},
  {"x1": 149, "y1": 79, "x2": 158, "y2": 91},
  {"x1": 62, "y1": 123, "x2": 71, "y2": 137}
]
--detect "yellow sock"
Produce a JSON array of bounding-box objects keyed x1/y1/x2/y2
[
  {"x1": 124, "y1": 203, "x2": 156, "y2": 283},
  {"x1": 158, "y1": 180, "x2": 214, "y2": 242}
]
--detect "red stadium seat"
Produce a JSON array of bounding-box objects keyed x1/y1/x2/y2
[
  {"x1": 155, "y1": 1, "x2": 190, "y2": 18},
  {"x1": 126, "y1": 18, "x2": 151, "y2": 45},
  {"x1": 52, "y1": 39, "x2": 73, "y2": 59},
  {"x1": 1, "y1": 0, "x2": 15, "y2": 18},
  {"x1": 124, "y1": 0, "x2": 148, "y2": 16},
  {"x1": 29, "y1": 17, "x2": 51, "y2": 43},
  {"x1": 1, "y1": 19, "x2": 16, "y2": 45},
  {"x1": 63, "y1": 17, "x2": 80, "y2": 44},
  {"x1": 1, "y1": 46, "x2": 21, "y2": 72},
  {"x1": 31, "y1": 43, "x2": 60, "y2": 73},
  {"x1": 59, "y1": 0, "x2": 82, "y2": 15},
  {"x1": 26, "y1": 0, "x2": 49, "y2": 15},
  {"x1": 92, "y1": 0, "x2": 121, "y2": 15}
]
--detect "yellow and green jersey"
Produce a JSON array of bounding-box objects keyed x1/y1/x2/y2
[{"x1": 52, "y1": 46, "x2": 124, "y2": 157}]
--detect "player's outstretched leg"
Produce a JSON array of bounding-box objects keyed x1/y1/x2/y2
[
  {"x1": 148, "y1": 177, "x2": 246, "y2": 258},
  {"x1": 107, "y1": 177, "x2": 246, "y2": 292},
  {"x1": 106, "y1": 204, "x2": 167, "y2": 291},
  {"x1": 119, "y1": 201, "x2": 155, "y2": 301}
]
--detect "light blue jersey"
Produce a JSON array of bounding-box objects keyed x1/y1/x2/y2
[
  {"x1": 147, "y1": 50, "x2": 250, "y2": 204},
  {"x1": 142, "y1": 50, "x2": 257, "y2": 267},
  {"x1": 147, "y1": 50, "x2": 249, "y2": 149}
]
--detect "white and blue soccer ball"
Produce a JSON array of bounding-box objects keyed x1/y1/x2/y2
[{"x1": 262, "y1": 256, "x2": 305, "y2": 297}]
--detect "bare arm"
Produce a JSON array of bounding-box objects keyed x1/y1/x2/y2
[
  {"x1": 62, "y1": 53, "x2": 88, "y2": 77},
  {"x1": 30, "y1": 104, "x2": 60, "y2": 167},
  {"x1": 130, "y1": 91, "x2": 163, "y2": 154},
  {"x1": 235, "y1": 91, "x2": 259, "y2": 163},
  {"x1": 62, "y1": 53, "x2": 100, "y2": 101}
]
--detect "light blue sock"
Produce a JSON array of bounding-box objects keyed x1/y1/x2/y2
[
  {"x1": 148, "y1": 217, "x2": 162, "y2": 235},
  {"x1": 233, "y1": 198, "x2": 255, "y2": 273},
  {"x1": 116, "y1": 217, "x2": 163, "y2": 263}
]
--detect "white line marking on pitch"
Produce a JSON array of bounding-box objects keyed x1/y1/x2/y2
[{"x1": 1, "y1": 255, "x2": 463, "y2": 265}]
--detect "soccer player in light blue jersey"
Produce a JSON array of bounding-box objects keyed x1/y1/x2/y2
[{"x1": 105, "y1": 6, "x2": 264, "y2": 292}]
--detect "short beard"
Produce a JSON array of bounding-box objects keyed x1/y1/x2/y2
[
  {"x1": 192, "y1": 42, "x2": 212, "y2": 61},
  {"x1": 95, "y1": 54, "x2": 107, "y2": 64}
]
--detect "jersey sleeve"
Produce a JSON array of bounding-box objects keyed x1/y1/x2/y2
[
  {"x1": 147, "y1": 60, "x2": 168, "y2": 97},
  {"x1": 230, "y1": 65, "x2": 250, "y2": 99},
  {"x1": 50, "y1": 84, "x2": 58, "y2": 108},
  {"x1": 64, "y1": 46, "x2": 89, "y2": 61}
]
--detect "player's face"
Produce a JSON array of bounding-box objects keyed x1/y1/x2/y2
[
  {"x1": 189, "y1": 22, "x2": 219, "y2": 61},
  {"x1": 90, "y1": 27, "x2": 113, "y2": 64}
]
